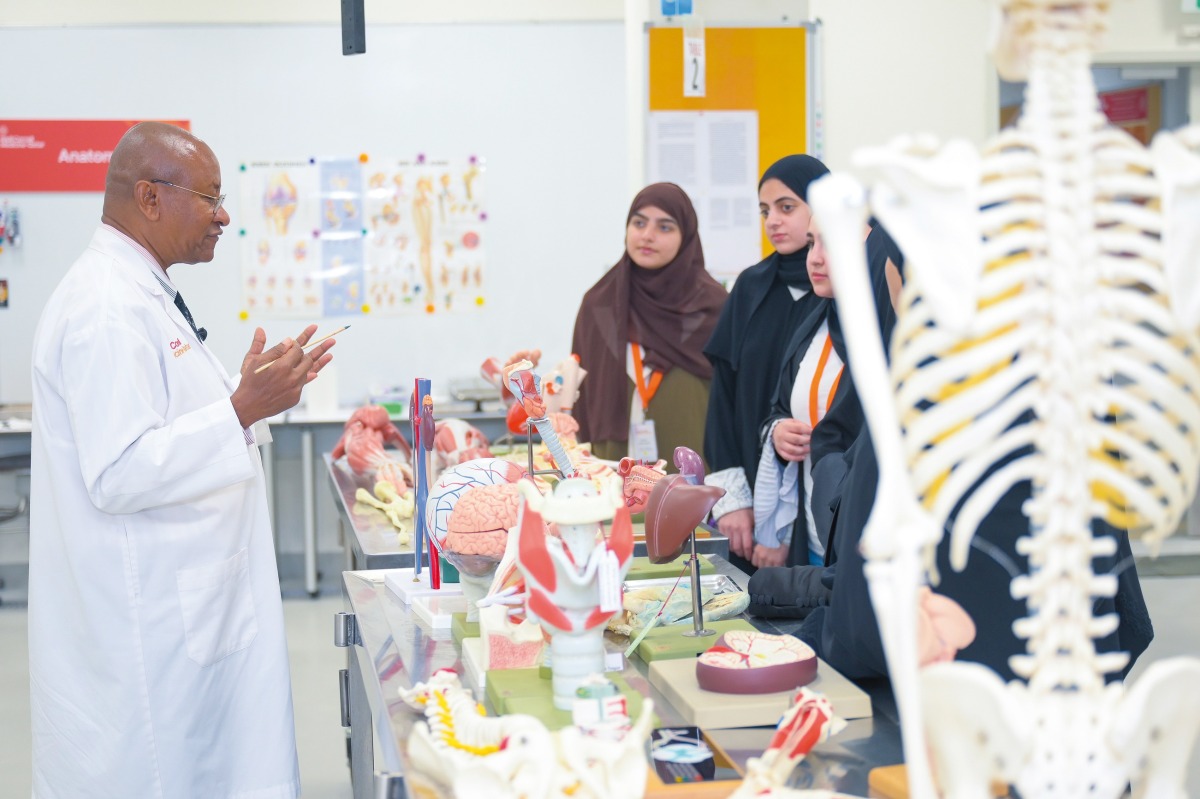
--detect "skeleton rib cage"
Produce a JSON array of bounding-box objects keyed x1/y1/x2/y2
[
  {"x1": 893, "y1": 121, "x2": 1200, "y2": 692},
  {"x1": 806, "y1": 4, "x2": 1200, "y2": 795}
]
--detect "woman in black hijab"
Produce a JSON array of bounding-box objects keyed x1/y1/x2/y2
[
  {"x1": 751, "y1": 220, "x2": 895, "y2": 569},
  {"x1": 750, "y1": 245, "x2": 1153, "y2": 684},
  {"x1": 703, "y1": 155, "x2": 831, "y2": 572}
]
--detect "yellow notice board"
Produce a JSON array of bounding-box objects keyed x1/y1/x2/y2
[{"x1": 649, "y1": 25, "x2": 813, "y2": 259}]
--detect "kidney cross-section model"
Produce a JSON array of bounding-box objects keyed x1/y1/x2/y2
[{"x1": 695, "y1": 631, "x2": 818, "y2": 695}]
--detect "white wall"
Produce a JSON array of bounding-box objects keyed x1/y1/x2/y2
[
  {"x1": 0, "y1": 1, "x2": 817, "y2": 407},
  {"x1": 0, "y1": 0, "x2": 623, "y2": 25},
  {"x1": 808, "y1": 0, "x2": 995, "y2": 172},
  {"x1": 801, "y1": 0, "x2": 1200, "y2": 175},
  {"x1": 0, "y1": 23, "x2": 629, "y2": 405},
  {"x1": 0, "y1": 0, "x2": 809, "y2": 26},
  {"x1": 1100, "y1": 0, "x2": 1200, "y2": 64}
]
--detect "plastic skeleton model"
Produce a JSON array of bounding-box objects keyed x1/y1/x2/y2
[
  {"x1": 354, "y1": 481, "x2": 416, "y2": 542},
  {"x1": 515, "y1": 477, "x2": 634, "y2": 711},
  {"x1": 808, "y1": 1, "x2": 1200, "y2": 796},
  {"x1": 399, "y1": 669, "x2": 556, "y2": 797},
  {"x1": 399, "y1": 669, "x2": 654, "y2": 799},
  {"x1": 506, "y1": 359, "x2": 577, "y2": 477}
]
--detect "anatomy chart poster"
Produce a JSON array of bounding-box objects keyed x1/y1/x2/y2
[
  {"x1": 317, "y1": 158, "x2": 366, "y2": 316},
  {"x1": 361, "y1": 156, "x2": 486, "y2": 315},
  {"x1": 241, "y1": 155, "x2": 485, "y2": 318},
  {"x1": 239, "y1": 159, "x2": 322, "y2": 318}
]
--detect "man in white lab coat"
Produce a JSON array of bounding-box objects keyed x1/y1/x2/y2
[{"x1": 28, "y1": 122, "x2": 336, "y2": 798}]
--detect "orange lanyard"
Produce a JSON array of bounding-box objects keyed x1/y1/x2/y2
[
  {"x1": 808, "y1": 335, "x2": 844, "y2": 427},
  {"x1": 630, "y1": 343, "x2": 664, "y2": 412}
]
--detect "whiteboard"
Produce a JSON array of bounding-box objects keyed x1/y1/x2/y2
[{"x1": 0, "y1": 22, "x2": 629, "y2": 405}]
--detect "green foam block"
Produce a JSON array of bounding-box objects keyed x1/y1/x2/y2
[
  {"x1": 625, "y1": 554, "x2": 715, "y2": 581},
  {"x1": 486, "y1": 668, "x2": 649, "y2": 730},
  {"x1": 633, "y1": 617, "x2": 756, "y2": 663},
  {"x1": 484, "y1": 666, "x2": 546, "y2": 715},
  {"x1": 450, "y1": 613, "x2": 479, "y2": 646}
]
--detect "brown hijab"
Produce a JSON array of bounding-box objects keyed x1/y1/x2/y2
[{"x1": 571, "y1": 183, "x2": 728, "y2": 444}]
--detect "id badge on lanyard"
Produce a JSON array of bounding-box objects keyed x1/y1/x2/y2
[{"x1": 630, "y1": 343, "x2": 663, "y2": 462}]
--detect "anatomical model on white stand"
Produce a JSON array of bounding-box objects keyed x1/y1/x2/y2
[
  {"x1": 808, "y1": 1, "x2": 1200, "y2": 797},
  {"x1": 514, "y1": 477, "x2": 633, "y2": 711}
]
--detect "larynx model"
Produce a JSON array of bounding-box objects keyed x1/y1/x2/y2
[{"x1": 515, "y1": 477, "x2": 633, "y2": 711}]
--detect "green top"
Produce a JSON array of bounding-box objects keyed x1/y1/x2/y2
[{"x1": 589, "y1": 366, "x2": 710, "y2": 469}]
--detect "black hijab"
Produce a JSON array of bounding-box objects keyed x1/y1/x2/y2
[
  {"x1": 761, "y1": 154, "x2": 832, "y2": 293},
  {"x1": 705, "y1": 154, "x2": 832, "y2": 369},
  {"x1": 703, "y1": 154, "x2": 831, "y2": 488}
]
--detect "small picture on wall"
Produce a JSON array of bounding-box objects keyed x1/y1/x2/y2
[{"x1": 0, "y1": 279, "x2": 8, "y2": 308}]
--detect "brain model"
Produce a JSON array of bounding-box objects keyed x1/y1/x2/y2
[
  {"x1": 444, "y1": 483, "x2": 523, "y2": 575},
  {"x1": 695, "y1": 631, "x2": 818, "y2": 695},
  {"x1": 426, "y1": 458, "x2": 538, "y2": 580},
  {"x1": 427, "y1": 459, "x2": 526, "y2": 542}
]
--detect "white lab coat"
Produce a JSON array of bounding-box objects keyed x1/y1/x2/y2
[{"x1": 28, "y1": 226, "x2": 299, "y2": 799}]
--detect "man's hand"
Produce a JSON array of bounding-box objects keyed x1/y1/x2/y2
[
  {"x1": 752, "y1": 543, "x2": 789, "y2": 568},
  {"x1": 717, "y1": 508, "x2": 755, "y2": 559},
  {"x1": 772, "y1": 419, "x2": 812, "y2": 462},
  {"x1": 231, "y1": 325, "x2": 337, "y2": 428}
]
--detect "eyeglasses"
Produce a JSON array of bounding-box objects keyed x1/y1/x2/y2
[{"x1": 150, "y1": 179, "x2": 226, "y2": 218}]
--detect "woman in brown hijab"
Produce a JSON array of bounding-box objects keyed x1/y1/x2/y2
[{"x1": 571, "y1": 183, "x2": 728, "y2": 465}]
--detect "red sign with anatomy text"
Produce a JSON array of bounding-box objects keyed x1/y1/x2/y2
[{"x1": 0, "y1": 119, "x2": 191, "y2": 192}]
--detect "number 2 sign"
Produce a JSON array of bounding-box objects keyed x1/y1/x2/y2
[{"x1": 684, "y1": 29, "x2": 706, "y2": 98}]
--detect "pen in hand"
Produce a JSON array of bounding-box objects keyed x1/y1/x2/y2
[{"x1": 253, "y1": 325, "x2": 350, "y2": 374}]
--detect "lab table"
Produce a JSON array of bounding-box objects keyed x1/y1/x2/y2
[
  {"x1": 327, "y1": 453, "x2": 412, "y2": 571},
  {"x1": 270, "y1": 406, "x2": 507, "y2": 595},
  {"x1": 0, "y1": 413, "x2": 33, "y2": 460},
  {"x1": 334, "y1": 563, "x2": 903, "y2": 799},
  {"x1": 0, "y1": 411, "x2": 33, "y2": 515},
  {"x1": 326, "y1": 453, "x2": 733, "y2": 572}
]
